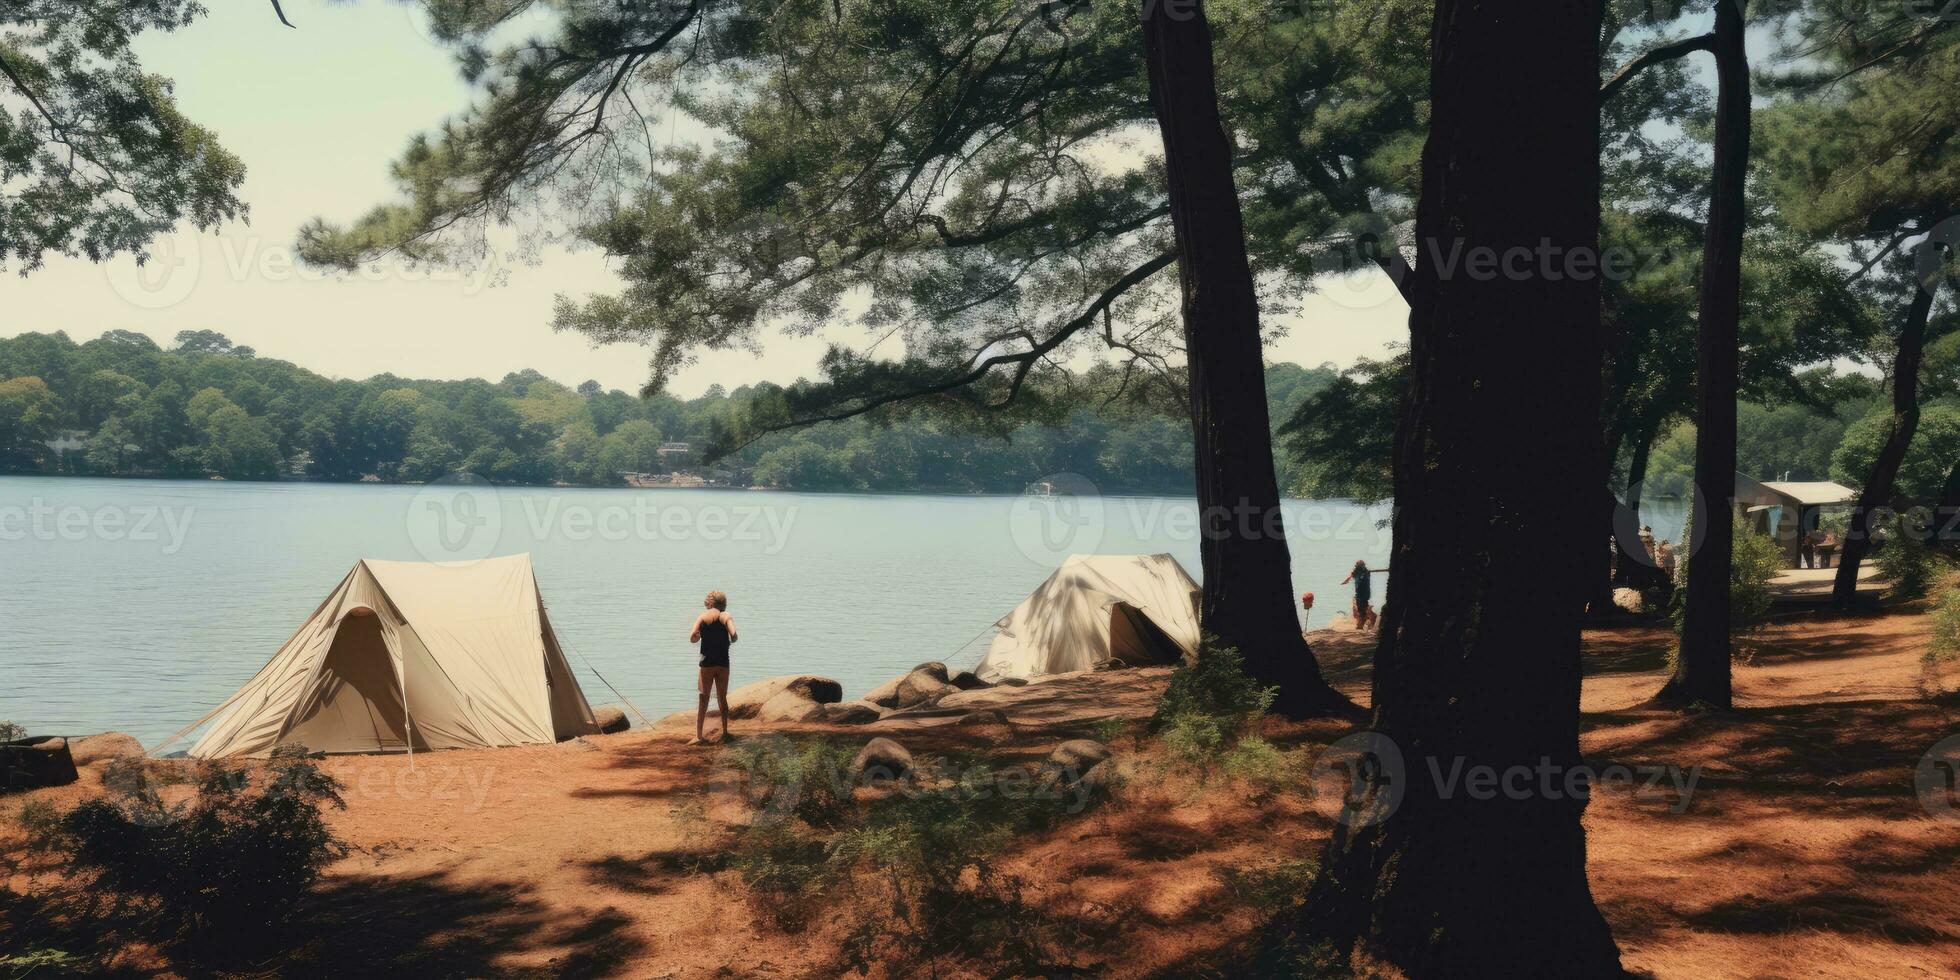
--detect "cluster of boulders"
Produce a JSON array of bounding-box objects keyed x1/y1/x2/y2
[
  {"x1": 654, "y1": 661, "x2": 1035, "y2": 731},
  {"x1": 862, "y1": 661, "x2": 1006, "y2": 711},
  {"x1": 836, "y1": 734, "x2": 1116, "y2": 796}
]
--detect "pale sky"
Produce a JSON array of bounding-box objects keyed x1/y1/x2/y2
[{"x1": 1, "y1": 1, "x2": 1409, "y2": 397}]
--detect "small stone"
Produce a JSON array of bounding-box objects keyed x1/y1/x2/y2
[
  {"x1": 851, "y1": 737, "x2": 913, "y2": 782},
  {"x1": 592, "y1": 706, "x2": 631, "y2": 734},
  {"x1": 1048, "y1": 739, "x2": 1112, "y2": 772}
]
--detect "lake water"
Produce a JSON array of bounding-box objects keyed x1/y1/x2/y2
[{"x1": 0, "y1": 476, "x2": 1397, "y2": 746}]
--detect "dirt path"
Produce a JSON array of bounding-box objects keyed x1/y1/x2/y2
[{"x1": 9, "y1": 609, "x2": 1960, "y2": 977}]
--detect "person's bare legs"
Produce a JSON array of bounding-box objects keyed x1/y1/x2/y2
[
  {"x1": 712, "y1": 668, "x2": 732, "y2": 741},
  {"x1": 691, "y1": 668, "x2": 712, "y2": 745}
]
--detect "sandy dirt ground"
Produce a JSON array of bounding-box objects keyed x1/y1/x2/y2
[{"x1": 8, "y1": 608, "x2": 1960, "y2": 978}]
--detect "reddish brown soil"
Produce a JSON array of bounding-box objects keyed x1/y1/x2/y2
[{"x1": 8, "y1": 608, "x2": 1960, "y2": 977}]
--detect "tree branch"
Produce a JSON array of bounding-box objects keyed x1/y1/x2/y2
[
  {"x1": 715, "y1": 252, "x2": 1177, "y2": 456},
  {"x1": 269, "y1": 0, "x2": 295, "y2": 28},
  {"x1": 1599, "y1": 32, "x2": 1714, "y2": 103}
]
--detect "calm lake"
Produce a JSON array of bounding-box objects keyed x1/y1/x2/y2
[{"x1": 2, "y1": 476, "x2": 1403, "y2": 746}]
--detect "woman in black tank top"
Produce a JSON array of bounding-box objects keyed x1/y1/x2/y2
[{"x1": 689, "y1": 590, "x2": 737, "y2": 744}]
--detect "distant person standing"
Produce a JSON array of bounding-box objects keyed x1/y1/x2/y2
[
  {"x1": 1800, "y1": 529, "x2": 1817, "y2": 569},
  {"x1": 1341, "y1": 560, "x2": 1384, "y2": 630},
  {"x1": 1299, "y1": 591, "x2": 1316, "y2": 634},
  {"x1": 689, "y1": 590, "x2": 738, "y2": 745},
  {"x1": 1656, "y1": 539, "x2": 1677, "y2": 582}
]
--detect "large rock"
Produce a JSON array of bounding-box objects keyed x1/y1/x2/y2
[
  {"x1": 894, "y1": 668, "x2": 959, "y2": 709},
  {"x1": 1048, "y1": 739, "x2": 1112, "y2": 772},
  {"x1": 862, "y1": 675, "x2": 905, "y2": 708},
  {"x1": 909, "y1": 662, "x2": 950, "y2": 683},
  {"x1": 757, "y1": 689, "x2": 829, "y2": 723},
  {"x1": 69, "y1": 732, "x2": 145, "y2": 767},
  {"x1": 592, "y1": 706, "x2": 631, "y2": 735},
  {"x1": 851, "y1": 737, "x2": 913, "y2": 782},
  {"x1": 813, "y1": 702, "x2": 882, "y2": 725},
  {"x1": 2, "y1": 736, "x2": 78, "y2": 791},
  {"x1": 725, "y1": 675, "x2": 843, "y2": 720}
]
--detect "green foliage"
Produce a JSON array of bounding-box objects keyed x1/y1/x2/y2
[
  {"x1": 713, "y1": 737, "x2": 1107, "y2": 973},
  {"x1": 1151, "y1": 636, "x2": 1277, "y2": 742},
  {"x1": 43, "y1": 748, "x2": 344, "y2": 949},
  {"x1": 1670, "y1": 521, "x2": 1783, "y2": 635},
  {"x1": 1877, "y1": 509, "x2": 1942, "y2": 600},
  {"x1": 0, "y1": 721, "x2": 22, "y2": 743},
  {"x1": 1281, "y1": 355, "x2": 1403, "y2": 504},
  {"x1": 0, "y1": 1, "x2": 247, "y2": 274},
  {"x1": 0, "y1": 330, "x2": 1335, "y2": 492},
  {"x1": 725, "y1": 736, "x2": 858, "y2": 830},
  {"x1": 1926, "y1": 578, "x2": 1960, "y2": 666},
  {"x1": 1832, "y1": 405, "x2": 1960, "y2": 504}
]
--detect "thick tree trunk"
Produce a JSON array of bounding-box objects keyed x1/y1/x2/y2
[
  {"x1": 1834, "y1": 283, "x2": 1937, "y2": 603},
  {"x1": 1301, "y1": 0, "x2": 1623, "y2": 972},
  {"x1": 1138, "y1": 0, "x2": 1353, "y2": 717},
  {"x1": 1659, "y1": 0, "x2": 1748, "y2": 710}
]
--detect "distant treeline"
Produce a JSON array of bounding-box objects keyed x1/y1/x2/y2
[{"x1": 0, "y1": 329, "x2": 1334, "y2": 493}]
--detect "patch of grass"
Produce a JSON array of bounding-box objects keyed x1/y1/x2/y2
[
  {"x1": 1224, "y1": 857, "x2": 1320, "y2": 910},
  {"x1": 1230, "y1": 858, "x2": 1352, "y2": 977},
  {"x1": 1090, "y1": 716, "x2": 1125, "y2": 744},
  {"x1": 1221, "y1": 735, "x2": 1302, "y2": 793}
]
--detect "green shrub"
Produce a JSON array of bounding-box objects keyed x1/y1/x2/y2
[
  {"x1": 1670, "y1": 520, "x2": 1783, "y2": 634},
  {"x1": 1151, "y1": 636, "x2": 1276, "y2": 738},
  {"x1": 717, "y1": 737, "x2": 1107, "y2": 973},
  {"x1": 0, "y1": 721, "x2": 23, "y2": 743},
  {"x1": 1927, "y1": 580, "x2": 1960, "y2": 666},
  {"x1": 724, "y1": 736, "x2": 858, "y2": 829},
  {"x1": 1091, "y1": 716, "x2": 1125, "y2": 744},
  {"x1": 47, "y1": 746, "x2": 344, "y2": 949},
  {"x1": 1877, "y1": 509, "x2": 1941, "y2": 600}
]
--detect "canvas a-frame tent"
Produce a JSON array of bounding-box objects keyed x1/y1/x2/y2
[
  {"x1": 974, "y1": 553, "x2": 1203, "y2": 682},
  {"x1": 188, "y1": 554, "x2": 598, "y2": 758}
]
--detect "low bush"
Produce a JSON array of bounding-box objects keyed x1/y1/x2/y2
[
  {"x1": 712, "y1": 738, "x2": 1110, "y2": 974},
  {"x1": 37, "y1": 746, "x2": 344, "y2": 951},
  {"x1": 0, "y1": 721, "x2": 23, "y2": 742},
  {"x1": 1878, "y1": 510, "x2": 1942, "y2": 600},
  {"x1": 1151, "y1": 636, "x2": 1277, "y2": 740},
  {"x1": 1926, "y1": 578, "x2": 1960, "y2": 666}
]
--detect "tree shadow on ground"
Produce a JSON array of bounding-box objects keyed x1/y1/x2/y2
[{"x1": 3, "y1": 867, "x2": 649, "y2": 979}]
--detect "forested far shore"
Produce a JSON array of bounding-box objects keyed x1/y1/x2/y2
[
  {"x1": 0, "y1": 328, "x2": 1932, "y2": 500},
  {"x1": 0, "y1": 328, "x2": 1336, "y2": 494}
]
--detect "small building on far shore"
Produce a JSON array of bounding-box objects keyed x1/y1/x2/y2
[{"x1": 1735, "y1": 473, "x2": 1858, "y2": 567}]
